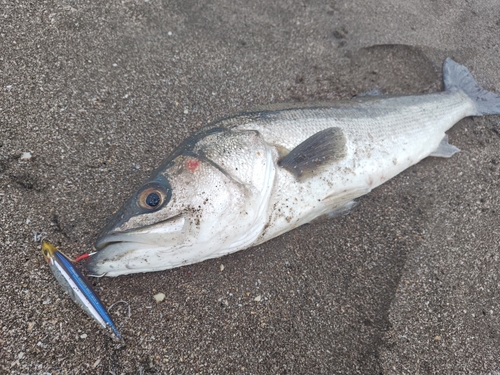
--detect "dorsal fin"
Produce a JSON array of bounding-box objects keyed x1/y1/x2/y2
[{"x1": 278, "y1": 127, "x2": 347, "y2": 180}]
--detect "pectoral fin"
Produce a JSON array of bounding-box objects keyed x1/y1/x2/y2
[
  {"x1": 430, "y1": 134, "x2": 460, "y2": 158},
  {"x1": 278, "y1": 127, "x2": 347, "y2": 179}
]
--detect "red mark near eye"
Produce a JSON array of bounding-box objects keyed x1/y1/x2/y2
[{"x1": 186, "y1": 158, "x2": 200, "y2": 172}]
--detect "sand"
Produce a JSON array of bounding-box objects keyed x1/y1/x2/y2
[{"x1": 1, "y1": 1, "x2": 500, "y2": 373}]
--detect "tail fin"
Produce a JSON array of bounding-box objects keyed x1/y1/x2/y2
[{"x1": 443, "y1": 58, "x2": 500, "y2": 116}]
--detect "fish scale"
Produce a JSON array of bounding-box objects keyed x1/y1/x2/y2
[{"x1": 236, "y1": 90, "x2": 473, "y2": 151}]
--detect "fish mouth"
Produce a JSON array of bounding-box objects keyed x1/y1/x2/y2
[
  {"x1": 95, "y1": 214, "x2": 186, "y2": 250},
  {"x1": 87, "y1": 216, "x2": 186, "y2": 277}
]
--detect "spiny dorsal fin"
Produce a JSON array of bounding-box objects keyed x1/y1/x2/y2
[{"x1": 278, "y1": 127, "x2": 347, "y2": 180}]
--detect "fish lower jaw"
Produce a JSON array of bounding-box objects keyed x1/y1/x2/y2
[
  {"x1": 87, "y1": 238, "x2": 256, "y2": 276},
  {"x1": 92, "y1": 265, "x2": 168, "y2": 277},
  {"x1": 87, "y1": 240, "x2": 221, "y2": 276},
  {"x1": 87, "y1": 241, "x2": 167, "y2": 276},
  {"x1": 87, "y1": 257, "x2": 174, "y2": 277}
]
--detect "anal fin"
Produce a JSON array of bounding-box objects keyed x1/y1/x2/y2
[
  {"x1": 278, "y1": 127, "x2": 347, "y2": 180},
  {"x1": 430, "y1": 134, "x2": 460, "y2": 158}
]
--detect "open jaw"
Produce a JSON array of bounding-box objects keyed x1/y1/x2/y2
[{"x1": 87, "y1": 216, "x2": 187, "y2": 277}]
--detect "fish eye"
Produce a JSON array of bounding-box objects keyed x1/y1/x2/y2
[
  {"x1": 146, "y1": 192, "x2": 161, "y2": 207},
  {"x1": 137, "y1": 183, "x2": 171, "y2": 210}
]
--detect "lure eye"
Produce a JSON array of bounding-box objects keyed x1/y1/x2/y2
[{"x1": 137, "y1": 183, "x2": 171, "y2": 210}]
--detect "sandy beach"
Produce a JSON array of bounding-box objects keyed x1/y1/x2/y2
[{"x1": 1, "y1": 1, "x2": 500, "y2": 373}]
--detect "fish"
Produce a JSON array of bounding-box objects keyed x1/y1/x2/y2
[
  {"x1": 86, "y1": 58, "x2": 500, "y2": 277},
  {"x1": 41, "y1": 240, "x2": 122, "y2": 338}
]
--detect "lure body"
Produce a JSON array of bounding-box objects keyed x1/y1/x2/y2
[{"x1": 42, "y1": 240, "x2": 122, "y2": 339}]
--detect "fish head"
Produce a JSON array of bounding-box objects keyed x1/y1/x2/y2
[
  {"x1": 87, "y1": 128, "x2": 276, "y2": 276},
  {"x1": 41, "y1": 240, "x2": 58, "y2": 263}
]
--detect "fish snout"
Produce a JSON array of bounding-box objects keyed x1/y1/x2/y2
[{"x1": 88, "y1": 215, "x2": 188, "y2": 276}]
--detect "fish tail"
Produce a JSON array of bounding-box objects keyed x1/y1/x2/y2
[{"x1": 443, "y1": 58, "x2": 500, "y2": 116}]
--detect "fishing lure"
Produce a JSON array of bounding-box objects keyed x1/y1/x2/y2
[{"x1": 41, "y1": 240, "x2": 122, "y2": 339}]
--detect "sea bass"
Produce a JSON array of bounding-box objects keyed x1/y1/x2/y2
[{"x1": 87, "y1": 58, "x2": 500, "y2": 277}]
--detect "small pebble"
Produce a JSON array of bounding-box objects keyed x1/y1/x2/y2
[
  {"x1": 80, "y1": 333, "x2": 87, "y2": 339},
  {"x1": 220, "y1": 264, "x2": 225, "y2": 272},
  {"x1": 20, "y1": 152, "x2": 32, "y2": 161},
  {"x1": 154, "y1": 293, "x2": 165, "y2": 303},
  {"x1": 254, "y1": 295, "x2": 262, "y2": 302},
  {"x1": 92, "y1": 358, "x2": 101, "y2": 368}
]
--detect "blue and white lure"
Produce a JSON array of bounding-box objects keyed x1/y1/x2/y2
[{"x1": 41, "y1": 240, "x2": 122, "y2": 339}]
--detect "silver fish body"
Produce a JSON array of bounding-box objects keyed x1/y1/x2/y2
[{"x1": 87, "y1": 58, "x2": 500, "y2": 276}]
